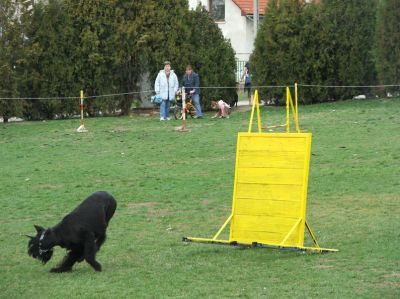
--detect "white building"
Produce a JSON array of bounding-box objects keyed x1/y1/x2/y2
[{"x1": 188, "y1": 0, "x2": 267, "y2": 62}]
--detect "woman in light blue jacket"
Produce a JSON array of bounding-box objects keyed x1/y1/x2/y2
[{"x1": 154, "y1": 61, "x2": 179, "y2": 121}]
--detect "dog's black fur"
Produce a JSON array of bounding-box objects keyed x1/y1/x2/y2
[
  {"x1": 230, "y1": 90, "x2": 238, "y2": 108},
  {"x1": 27, "y1": 191, "x2": 116, "y2": 273}
]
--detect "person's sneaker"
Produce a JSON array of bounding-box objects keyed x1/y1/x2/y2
[
  {"x1": 166, "y1": 117, "x2": 171, "y2": 120},
  {"x1": 195, "y1": 116, "x2": 203, "y2": 119},
  {"x1": 160, "y1": 117, "x2": 165, "y2": 121}
]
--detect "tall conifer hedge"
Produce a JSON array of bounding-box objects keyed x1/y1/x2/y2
[
  {"x1": 250, "y1": 0, "x2": 377, "y2": 103},
  {"x1": 375, "y1": 0, "x2": 400, "y2": 91},
  {"x1": 0, "y1": 0, "x2": 236, "y2": 120}
]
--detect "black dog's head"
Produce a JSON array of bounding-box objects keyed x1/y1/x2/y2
[{"x1": 27, "y1": 225, "x2": 54, "y2": 264}]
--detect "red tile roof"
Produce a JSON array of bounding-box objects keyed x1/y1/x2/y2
[{"x1": 232, "y1": 0, "x2": 269, "y2": 16}]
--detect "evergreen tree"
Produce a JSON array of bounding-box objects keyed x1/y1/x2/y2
[
  {"x1": 251, "y1": 0, "x2": 377, "y2": 103},
  {"x1": 64, "y1": 0, "x2": 117, "y2": 116},
  {"x1": 319, "y1": 0, "x2": 377, "y2": 99},
  {"x1": 0, "y1": 0, "x2": 24, "y2": 122},
  {"x1": 375, "y1": 0, "x2": 400, "y2": 90},
  {"x1": 21, "y1": 0, "x2": 77, "y2": 120},
  {"x1": 1, "y1": 0, "x2": 236, "y2": 119},
  {"x1": 250, "y1": 0, "x2": 303, "y2": 102},
  {"x1": 110, "y1": 0, "x2": 157, "y2": 114},
  {"x1": 297, "y1": 3, "x2": 330, "y2": 102},
  {"x1": 150, "y1": 0, "x2": 191, "y2": 78},
  {"x1": 186, "y1": 6, "x2": 236, "y2": 108}
]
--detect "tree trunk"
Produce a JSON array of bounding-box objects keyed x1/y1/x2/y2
[{"x1": 120, "y1": 94, "x2": 132, "y2": 116}]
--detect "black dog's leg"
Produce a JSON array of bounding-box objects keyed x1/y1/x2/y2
[
  {"x1": 84, "y1": 232, "x2": 102, "y2": 272},
  {"x1": 50, "y1": 248, "x2": 83, "y2": 273},
  {"x1": 95, "y1": 233, "x2": 106, "y2": 252}
]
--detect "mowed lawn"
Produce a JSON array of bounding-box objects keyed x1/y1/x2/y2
[{"x1": 0, "y1": 98, "x2": 399, "y2": 298}]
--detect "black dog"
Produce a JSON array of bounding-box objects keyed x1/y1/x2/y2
[
  {"x1": 230, "y1": 90, "x2": 238, "y2": 108},
  {"x1": 27, "y1": 191, "x2": 116, "y2": 273}
]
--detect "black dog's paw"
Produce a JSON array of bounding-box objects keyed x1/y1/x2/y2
[
  {"x1": 93, "y1": 262, "x2": 102, "y2": 272},
  {"x1": 50, "y1": 267, "x2": 72, "y2": 273}
]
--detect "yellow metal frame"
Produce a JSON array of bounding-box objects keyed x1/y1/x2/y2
[
  {"x1": 184, "y1": 87, "x2": 337, "y2": 253},
  {"x1": 264, "y1": 83, "x2": 301, "y2": 132}
]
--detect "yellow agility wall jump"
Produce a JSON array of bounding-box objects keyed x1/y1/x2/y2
[{"x1": 183, "y1": 86, "x2": 337, "y2": 253}]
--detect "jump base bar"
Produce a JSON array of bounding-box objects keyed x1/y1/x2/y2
[{"x1": 182, "y1": 237, "x2": 338, "y2": 253}]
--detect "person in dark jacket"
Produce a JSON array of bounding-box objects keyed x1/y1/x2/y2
[
  {"x1": 241, "y1": 62, "x2": 252, "y2": 105},
  {"x1": 181, "y1": 65, "x2": 203, "y2": 118}
]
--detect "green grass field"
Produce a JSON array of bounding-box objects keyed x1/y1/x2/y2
[{"x1": 0, "y1": 98, "x2": 399, "y2": 298}]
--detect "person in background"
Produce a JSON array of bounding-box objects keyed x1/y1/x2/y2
[
  {"x1": 241, "y1": 62, "x2": 252, "y2": 105},
  {"x1": 211, "y1": 100, "x2": 231, "y2": 119},
  {"x1": 154, "y1": 61, "x2": 179, "y2": 121},
  {"x1": 181, "y1": 65, "x2": 203, "y2": 119}
]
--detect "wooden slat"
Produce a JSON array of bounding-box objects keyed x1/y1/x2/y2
[
  {"x1": 238, "y1": 135, "x2": 307, "y2": 152},
  {"x1": 232, "y1": 214, "x2": 299, "y2": 232},
  {"x1": 238, "y1": 151, "x2": 305, "y2": 169},
  {"x1": 236, "y1": 167, "x2": 304, "y2": 185},
  {"x1": 235, "y1": 183, "x2": 302, "y2": 201},
  {"x1": 234, "y1": 198, "x2": 302, "y2": 218}
]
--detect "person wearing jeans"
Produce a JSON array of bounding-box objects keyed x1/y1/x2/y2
[
  {"x1": 181, "y1": 65, "x2": 203, "y2": 118},
  {"x1": 241, "y1": 62, "x2": 252, "y2": 105},
  {"x1": 154, "y1": 61, "x2": 179, "y2": 120}
]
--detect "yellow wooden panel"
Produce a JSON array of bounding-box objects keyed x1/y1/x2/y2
[
  {"x1": 236, "y1": 167, "x2": 304, "y2": 185},
  {"x1": 229, "y1": 133, "x2": 312, "y2": 247},
  {"x1": 232, "y1": 214, "x2": 299, "y2": 232},
  {"x1": 238, "y1": 151, "x2": 305, "y2": 169},
  {"x1": 235, "y1": 183, "x2": 302, "y2": 202},
  {"x1": 234, "y1": 198, "x2": 302, "y2": 218},
  {"x1": 238, "y1": 134, "x2": 307, "y2": 152}
]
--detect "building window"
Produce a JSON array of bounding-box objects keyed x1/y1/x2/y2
[{"x1": 209, "y1": 0, "x2": 225, "y2": 21}]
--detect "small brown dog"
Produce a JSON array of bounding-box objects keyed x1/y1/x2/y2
[{"x1": 211, "y1": 100, "x2": 231, "y2": 118}]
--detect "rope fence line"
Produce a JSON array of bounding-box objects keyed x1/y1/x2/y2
[
  {"x1": 0, "y1": 83, "x2": 399, "y2": 100},
  {"x1": 85, "y1": 89, "x2": 154, "y2": 99},
  {"x1": 298, "y1": 84, "x2": 400, "y2": 88},
  {"x1": 0, "y1": 89, "x2": 153, "y2": 101}
]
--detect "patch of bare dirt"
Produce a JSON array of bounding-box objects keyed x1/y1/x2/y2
[
  {"x1": 147, "y1": 208, "x2": 171, "y2": 218},
  {"x1": 127, "y1": 201, "x2": 158, "y2": 209}
]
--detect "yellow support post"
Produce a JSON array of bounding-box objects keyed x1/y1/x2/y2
[
  {"x1": 287, "y1": 87, "x2": 301, "y2": 133},
  {"x1": 280, "y1": 218, "x2": 302, "y2": 246},
  {"x1": 247, "y1": 96, "x2": 256, "y2": 133},
  {"x1": 76, "y1": 90, "x2": 88, "y2": 133},
  {"x1": 295, "y1": 82, "x2": 299, "y2": 128},
  {"x1": 255, "y1": 91, "x2": 262, "y2": 133},
  {"x1": 80, "y1": 90, "x2": 84, "y2": 125},
  {"x1": 212, "y1": 214, "x2": 233, "y2": 240},
  {"x1": 286, "y1": 87, "x2": 290, "y2": 133},
  {"x1": 305, "y1": 221, "x2": 321, "y2": 249},
  {"x1": 247, "y1": 90, "x2": 262, "y2": 133}
]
